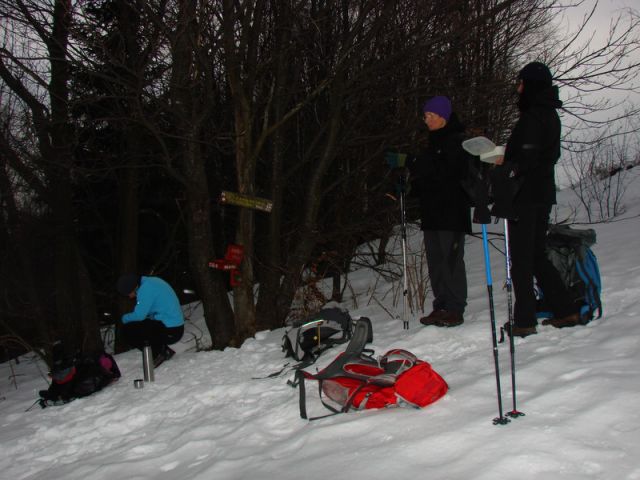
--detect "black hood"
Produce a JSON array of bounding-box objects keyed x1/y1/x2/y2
[{"x1": 518, "y1": 85, "x2": 563, "y2": 111}]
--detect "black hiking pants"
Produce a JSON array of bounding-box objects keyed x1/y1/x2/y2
[
  {"x1": 121, "y1": 320, "x2": 184, "y2": 357},
  {"x1": 423, "y1": 230, "x2": 467, "y2": 314},
  {"x1": 508, "y1": 204, "x2": 576, "y2": 327}
]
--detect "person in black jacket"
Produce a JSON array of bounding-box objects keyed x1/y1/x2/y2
[
  {"x1": 407, "y1": 96, "x2": 472, "y2": 327},
  {"x1": 492, "y1": 62, "x2": 581, "y2": 337}
]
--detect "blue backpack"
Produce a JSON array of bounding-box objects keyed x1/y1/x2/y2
[{"x1": 536, "y1": 225, "x2": 602, "y2": 324}]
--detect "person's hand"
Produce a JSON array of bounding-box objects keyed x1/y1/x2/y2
[
  {"x1": 391, "y1": 166, "x2": 410, "y2": 195},
  {"x1": 473, "y1": 204, "x2": 491, "y2": 225},
  {"x1": 494, "y1": 155, "x2": 504, "y2": 166},
  {"x1": 488, "y1": 162, "x2": 521, "y2": 220}
]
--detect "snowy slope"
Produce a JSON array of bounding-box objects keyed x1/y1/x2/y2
[{"x1": 1, "y1": 168, "x2": 639, "y2": 480}]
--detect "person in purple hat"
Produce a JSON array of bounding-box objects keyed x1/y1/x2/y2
[{"x1": 407, "y1": 96, "x2": 472, "y2": 328}]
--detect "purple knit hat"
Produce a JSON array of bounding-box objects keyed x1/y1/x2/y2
[{"x1": 422, "y1": 96, "x2": 452, "y2": 121}]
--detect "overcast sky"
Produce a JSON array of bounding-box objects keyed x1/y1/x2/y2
[
  {"x1": 560, "y1": 0, "x2": 640, "y2": 114},
  {"x1": 528, "y1": 0, "x2": 640, "y2": 185}
]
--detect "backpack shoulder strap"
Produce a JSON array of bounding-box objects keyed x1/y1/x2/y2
[
  {"x1": 380, "y1": 349, "x2": 418, "y2": 376},
  {"x1": 295, "y1": 317, "x2": 375, "y2": 419},
  {"x1": 310, "y1": 317, "x2": 373, "y2": 381},
  {"x1": 345, "y1": 317, "x2": 372, "y2": 354}
]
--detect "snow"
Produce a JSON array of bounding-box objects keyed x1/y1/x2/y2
[{"x1": 2, "y1": 168, "x2": 640, "y2": 480}]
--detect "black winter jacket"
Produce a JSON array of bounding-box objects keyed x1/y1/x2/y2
[
  {"x1": 493, "y1": 86, "x2": 562, "y2": 215},
  {"x1": 408, "y1": 113, "x2": 471, "y2": 233}
]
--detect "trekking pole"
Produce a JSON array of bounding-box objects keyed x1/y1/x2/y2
[
  {"x1": 503, "y1": 219, "x2": 524, "y2": 419},
  {"x1": 481, "y1": 224, "x2": 509, "y2": 425},
  {"x1": 399, "y1": 170, "x2": 410, "y2": 330}
]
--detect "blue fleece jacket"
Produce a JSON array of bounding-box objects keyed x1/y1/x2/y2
[{"x1": 122, "y1": 276, "x2": 184, "y2": 328}]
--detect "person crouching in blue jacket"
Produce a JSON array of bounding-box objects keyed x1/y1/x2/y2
[{"x1": 116, "y1": 273, "x2": 184, "y2": 367}]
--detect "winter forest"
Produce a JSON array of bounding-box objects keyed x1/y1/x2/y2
[{"x1": 1, "y1": 0, "x2": 639, "y2": 365}]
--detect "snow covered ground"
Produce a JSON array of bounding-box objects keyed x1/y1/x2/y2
[{"x1": 1, "y1": 168, "x2": 639, "y2": 480}]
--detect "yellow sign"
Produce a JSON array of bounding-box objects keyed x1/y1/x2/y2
[{"x1": 220, "y1": 191, "x2": 273, "y2": 213}]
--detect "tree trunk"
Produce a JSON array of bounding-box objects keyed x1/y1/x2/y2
[
  {"x1": 172, "y1": 0, "x2": 235, "y2": 348},
  {"x1": 222, "y1": 0, "x2": 267, "y2": 342},
  {"x1": 273, "y1": 94, "x2": 345, "y2": 326},
  {"x1": 48, "y1": 0, "x2": 101, "y2": 354},
  {"x1": 232, "y1": 112, "x2": 257, "y2": 341},
  {"x1": 183, "y1": 145, "x2": 235, "y2": 349}
]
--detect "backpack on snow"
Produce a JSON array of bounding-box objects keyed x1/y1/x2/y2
[
  {"x1": 38, "y1": 348, "x2": 121, "y2": 408},
  {"x1": 293, "y1": 318, "x2": 448, "y2": 420},
  {"x1": 282, "y1": 307, "x2": 361, "y2": 362},
  {"x1": 536, "y1": 224, "x2": 602, "y2": 323}
]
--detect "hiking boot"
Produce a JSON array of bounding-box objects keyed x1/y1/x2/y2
[
  {"x1": 154, "y1": 346, "x2": 176, "y2": 368},
  {"x1": 419, "y1": 310, "x2": 446, "y2": 326},
  {"x1": 542, "y1": 312, "x2": 580, "y2": 328},
  {"x1": 153, "y1": 351, "x2": 166, "y2": 368},
  {"x1": 435, "y1": 311, "x2": 464, "y2": 327},
  {"x1": 165, "y1": 346, "x2": 176, "y2": 360},
  {"x1": 503, "y1": 322, "x2": 537, "y2": 338}
]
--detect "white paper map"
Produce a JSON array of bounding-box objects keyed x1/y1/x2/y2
[{"x1": 462, "y1": 136, "x2": 505, "y2": 164}]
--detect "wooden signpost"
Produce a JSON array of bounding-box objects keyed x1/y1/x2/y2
[
  {"x1": 219, "y1": 190, "x2": 273, "y2": 213},
  {"x1": 209, "y1": 191, "x2": 273, "y2": 286}
]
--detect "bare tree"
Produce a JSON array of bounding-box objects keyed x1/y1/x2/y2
[
  {"x1": 562, "y1": 134, "x2": 639, "y2": 222},
  {"x1": 3, "y1": 0, "x2": 638, "y2": 354},
  {"x1": 168, "y1": 0, "x2": 236, "y2": 348},
  {"x1": 0, "y1": 0, "x2": 102, "y2": 355},
  {"x1": 550, "y1": 2, "x2": 640, "y2": 149}
]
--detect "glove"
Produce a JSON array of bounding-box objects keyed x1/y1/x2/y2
[
  {"x1": 473, "y1": 204, "x2": 491, "y2": 225},
  {"x1": 392, "y1": 167, "x2": 410, "y2": 196},
  {"x1": 464, "y1": 167, "x2": 492, "y2": 224},
  {"x1": 489, "y1": 164, "x2": 521, "y2": 220},
  {"x1": 461, "y1": 161, "x2": 489, "y2": 208},
  {"x1": 385, "y1": 151, "x2": 408, "y2": 169}
]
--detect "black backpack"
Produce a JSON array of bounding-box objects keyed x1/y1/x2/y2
[
  {"x1": 536, "y1": 224, "x2": 603, "y2": 323},
  {"x1": 38, "y1": 350, "x2": 121, "y2": 407},
  {"x1": 282, "y1": 307, "x2": 364, "y2": 362}
]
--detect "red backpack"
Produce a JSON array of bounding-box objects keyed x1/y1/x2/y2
[{"x1": 293, "y1": 319, "x2": 448, "y2": 419}]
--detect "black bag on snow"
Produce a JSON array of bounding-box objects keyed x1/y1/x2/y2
[
  {"x1": 536, "y1": 224, "x2": 603, "y2": 324},
  {"x1": 38, "y1": 349, "x2": 121, "y2": 407},
  {"x1": 282, "y1": 307, "x2": 368, "y2": 362}
]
